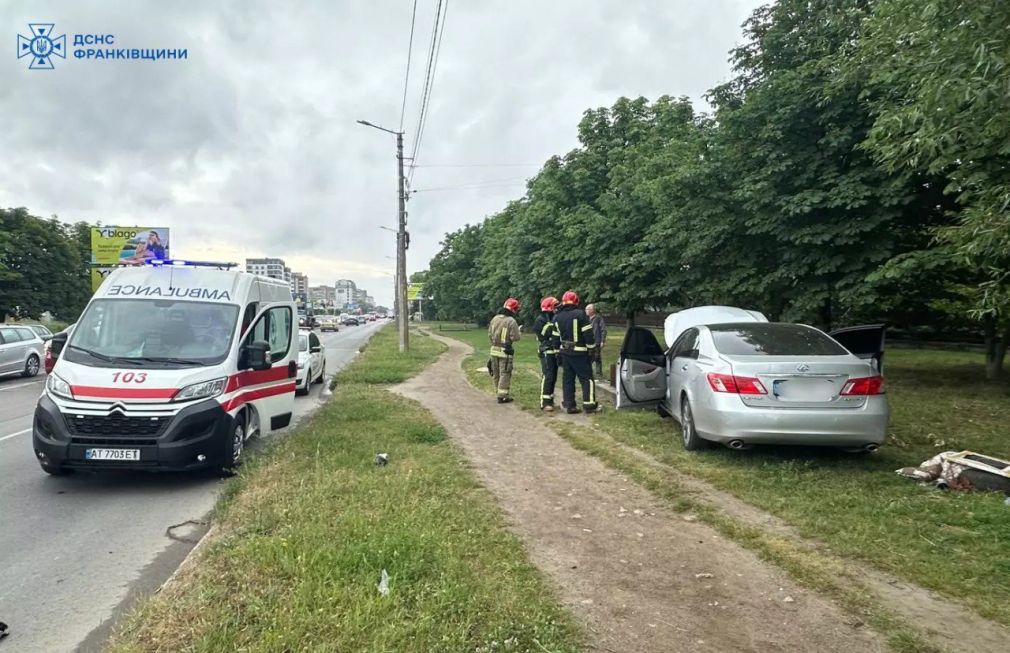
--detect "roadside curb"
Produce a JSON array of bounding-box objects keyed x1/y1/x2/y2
[{"x1": 157, "y1": 524, "x2": 216, "y2": 594}]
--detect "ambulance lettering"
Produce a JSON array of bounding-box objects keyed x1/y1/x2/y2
[{"x1": 105, "y1": 284, "x2": 231, "y2": 301}]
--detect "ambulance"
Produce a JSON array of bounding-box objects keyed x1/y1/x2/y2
[{"x1": 33, "y1": 260, "x2": 297, "y2": 475}]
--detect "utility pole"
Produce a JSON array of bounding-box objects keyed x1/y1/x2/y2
[
  {"x1": 395, "y1": 131, "x2": 409, "y2": 352},
  {"x1": 358, "y1": 119, "x2": 409, "y2": 352}
]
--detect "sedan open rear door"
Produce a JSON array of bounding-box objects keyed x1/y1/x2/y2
[
  {"x1": 829, "y1": 324, "x2": 887, "y2": 373},
  {"x1": 616, "y1": 327, "x2": 667, "y2": 410}
]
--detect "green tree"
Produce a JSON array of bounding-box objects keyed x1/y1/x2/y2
[
  {"x1": 0, "y1": 208, "x2": 88, "y2": 321},
  {"x1": 856, "y1": 0, "x2": 1010, "y2": 375},
  {"x1": 426, "y1": 223, "x2": 488, "y2": 323}
]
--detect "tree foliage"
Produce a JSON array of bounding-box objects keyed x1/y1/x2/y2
[
  {"x1": 424, "y1": 0, "x2": 1010, "y2": 375},
  {"x1": 0, "y1": 208, "x2": 91, "y2": 321}
]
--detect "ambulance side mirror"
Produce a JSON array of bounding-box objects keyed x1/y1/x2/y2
[
  {"x1": 51, "y1": 332, "x2": 68, "y2": 358},
  {"x1": 243, "y1": 340, "x2": 272, "y2": 371}
]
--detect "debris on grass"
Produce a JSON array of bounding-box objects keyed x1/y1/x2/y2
[
  {"x1": 897, "y1": 451, "x2": 1010, "y2": 492},
  {"x1": 378, "y1": 569, "x2": 390, "y2": 596},
  {"x1": 375, "y1": 453, "x2": 389, "y2": 467}
]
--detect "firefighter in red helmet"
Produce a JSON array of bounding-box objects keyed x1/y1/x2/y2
[
  {"x1": 533, "y1": 296, "x2": 560, "y2": 411},
  {"x1": 488, "y1": 297, "x2": 522, "y2": 403},
  {"x1": 553, "y1": 290, "x2": 601, "y2": 413}
]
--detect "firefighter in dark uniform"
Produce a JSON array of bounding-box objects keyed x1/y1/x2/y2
[
  {"x1": 553, "y1": 290, "x2": 601, "y2": 414},
  {"x1": 533, "y1": 296, "x2": 560, "y2": 411}
]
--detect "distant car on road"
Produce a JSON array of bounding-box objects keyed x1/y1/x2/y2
[
  {"x1": 44, "y1": 323, "x2": 76, "y2": 374},
  {"x1": 0, "y1": 325, "x2": 45, "y2": 378},
  {"x1": 616, "y1": 306, "x2": 888, "y2": 453},
  {"x1": 341, "y1": 316, "x2": 359, "y2": 326},
  {"x1": 295, "y1": 329, "x2": 326, "y2": 395},
  {"x1": 318, "y1": 316, "x2": 339, "y2": 332}
]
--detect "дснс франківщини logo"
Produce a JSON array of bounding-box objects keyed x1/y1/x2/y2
[{"x1": 17, "y1": 23, "x2": 66, "y2": 69}]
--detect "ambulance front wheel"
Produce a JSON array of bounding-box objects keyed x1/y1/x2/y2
[{"x1": 220, "y1": 412, "x2": 247, "y2": 476}]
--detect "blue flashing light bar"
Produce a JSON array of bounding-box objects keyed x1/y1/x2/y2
[{"x1": 143, "y1": 259, "x2": 238, "y2": 269}]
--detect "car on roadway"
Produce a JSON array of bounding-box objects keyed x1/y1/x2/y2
[
  {"x1": 44, "y1": 323, "x2": 76, "y2": 374},
  {"x1": 318, "y1": 316, "x2": 339, "y2": 332},
  {"x1": 342, "y1": 316, "x2": 360, "y2": 326},
  {"x1": 26, "y1": 324, "x2": 55, "y2": 342},
  {"x1": 295, "y1": 329, "x2": 326, "y2": 395},
  {"x1": 616, "y1": 306, "x2": 888, "y2": 453},
  {"x1": 0, "y1": 325, "x2": 45, "y2": 379}
]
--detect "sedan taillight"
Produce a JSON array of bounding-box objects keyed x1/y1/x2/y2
[
  {"x1": 707, "y1": 373, "x2": 767, "y2": 395},
  {"x1": 841, "y1": 376, "x2": 885, "y2": 395}
]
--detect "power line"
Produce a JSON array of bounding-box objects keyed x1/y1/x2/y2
[
  {"x1": 408, "y1": 0, "x2": 449, "y2": 186},
  {"x1": 412, "y1": 163, "x2": 540, "y2": 168},
  {"x1": 411, "y1": 176, "x2": 528, "y2": 193},
  {"x1": 398, "y1": 0, "x2": 419, "y2": 132}
]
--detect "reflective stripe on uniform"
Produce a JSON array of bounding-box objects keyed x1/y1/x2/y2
[
  {"x1": 490, "y1": 346, "x2": 507, "y2": 358},
  {"x1": 573, "y1": 318, "x2": 579, "y2": 341},
  {"x1": 501, "y1": 327, "x2": 508, "y2": 343},
  {"x1": 580, "y1": 324, "x2": 593, "y2": 332},
  {"x1": 541, "y1": 322, "x2": 554, "y2": 336}
]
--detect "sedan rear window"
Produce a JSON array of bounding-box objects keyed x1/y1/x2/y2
[{"x1": 710, "y1": 323, "x2": 848, "y2": 356}]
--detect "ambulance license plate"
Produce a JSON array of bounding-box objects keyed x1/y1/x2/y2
[{"x1": 85, "y1": 448, "x2": 141, "y2": 461}]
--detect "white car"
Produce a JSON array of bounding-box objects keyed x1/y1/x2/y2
[{"x1": 295, "y1": 329, "x2": 326, "y2": 395}]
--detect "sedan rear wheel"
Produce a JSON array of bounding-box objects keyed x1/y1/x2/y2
[{"x1": 680, "y1": 397, "x2": 706, "y2": 451}]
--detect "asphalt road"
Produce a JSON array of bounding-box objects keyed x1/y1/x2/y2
[{"x1": 0, "y1": 320, "x2": 385, "y2": 653}]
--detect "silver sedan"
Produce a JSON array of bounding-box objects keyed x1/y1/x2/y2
[
  {"x1": 617, "y1": 310, "x2": 888, "y2": 453},
  {"x1": 0, "y1": 325, "x2": 45, "y2": 379}
]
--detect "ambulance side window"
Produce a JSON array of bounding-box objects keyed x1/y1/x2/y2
[
  {"x1": 267, "y1": 307, "x2": 292, "y2": 362},
  {"x1": 242, "y1": 306, "x2": 292, "y2": 364}
]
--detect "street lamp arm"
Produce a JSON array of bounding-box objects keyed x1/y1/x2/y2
[{"x1": 356, "y1": 119, "x2": 401, "y2": 136}]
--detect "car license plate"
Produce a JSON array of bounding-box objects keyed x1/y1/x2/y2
[
  {"x1": 85, "y1": 448, "x2": 141, "y2": 461},
  {"x1": 773, "y1": 379, "x2": 836, "y2": 401}
]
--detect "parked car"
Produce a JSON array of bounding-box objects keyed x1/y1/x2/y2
[
  {"x1": 44, "y1": 323, "x2": 76, "y2": 374},
  {"x1": 318, "y1": 316, "x2": 339, "y2": 332},
  {"x1": 295, "y1": 329, "x2": 326, "y2": 395},
  {"x1": 616, "y1": 306, "x2": 887, "y2": 453},
  {"x1": 25, "y1": 324, "x2": 55, "y2": 342},
  {"x1": 0, "y1": 324, "x2": 45, "y2": 378}
]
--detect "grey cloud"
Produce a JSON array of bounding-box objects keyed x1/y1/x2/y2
[{"x1": 2, "y1": 0, "x2": 761, "y2": 306}]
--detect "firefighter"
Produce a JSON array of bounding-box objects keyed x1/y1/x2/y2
[
  {"x1": 553, "y1": 290, "x2": 601, "y2": 413},
  {"x1": 488, "y1": 297, "x2": 522, "y2": 403},
  {"x1": 533, "y1": 296, "x2": 560, "y2": 411}
]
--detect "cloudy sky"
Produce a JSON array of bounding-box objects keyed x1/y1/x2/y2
[{"x1": 3, "y1": 0, "x2": 761, "y2": 307}]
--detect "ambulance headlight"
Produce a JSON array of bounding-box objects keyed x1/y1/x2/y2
[
  {"x1": 173, "y1": 378, "x2": 227, "y2": 402},
  {"x1": 47, "y1": 374, "x2": 74, "y2": 400}
]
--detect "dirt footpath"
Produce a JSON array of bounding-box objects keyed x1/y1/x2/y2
[{"x1": 393, "y1": 335, "x2": 885, "y2": 653}]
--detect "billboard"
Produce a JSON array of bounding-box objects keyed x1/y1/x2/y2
[
  {"x1": 407, "y1": 283, "x2": 424, "y2": 301},
  {"x1": 90, "y1": 226, "x2": 171, "y2": 291}
]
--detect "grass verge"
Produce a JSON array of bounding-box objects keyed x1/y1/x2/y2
[
  {"x1": 442, "y1": 323, "x2": 1010, "y2": 633},
  {"x1": 108, "y1": 325, "x2": 582, "y2": 653}
]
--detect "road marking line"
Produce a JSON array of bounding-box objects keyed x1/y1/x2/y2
[
  {"x1": 0, "y1": 380, "x2": 44, "y2": 392},
  {"x1": 0, "y1": 427, "x2": 32, "y2": 442}
]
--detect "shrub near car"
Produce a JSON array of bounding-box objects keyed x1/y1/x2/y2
[
  {"x1": 33, "y1": 261, "x2": 298, "y2": 475},
  {"x1": 617, "y1": 306, "x2": 888, "y2": 452}
]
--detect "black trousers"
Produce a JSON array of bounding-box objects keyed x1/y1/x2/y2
[
  {"x1": 539, "y1": 353, "x2": 558, "y2": 407},
  {"x1": 561, "y1": 353, "x2": 597, "y2": 410}
]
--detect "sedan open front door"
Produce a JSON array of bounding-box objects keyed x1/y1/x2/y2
[
  {"x1": 616, "y1": 327, "x2": 667, "y2": 410},
  {"x1": 829, "y1": 324, "x2": 887, "y2": 373}
]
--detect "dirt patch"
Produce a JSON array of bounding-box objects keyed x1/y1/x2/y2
[{"x1": 394, "y1": 336, "x2": 885, "y2": 653}]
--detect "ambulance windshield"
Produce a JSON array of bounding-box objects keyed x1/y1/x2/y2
[{"x1": 66, "y1": 299, "x2": 240, "y2": 367}]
